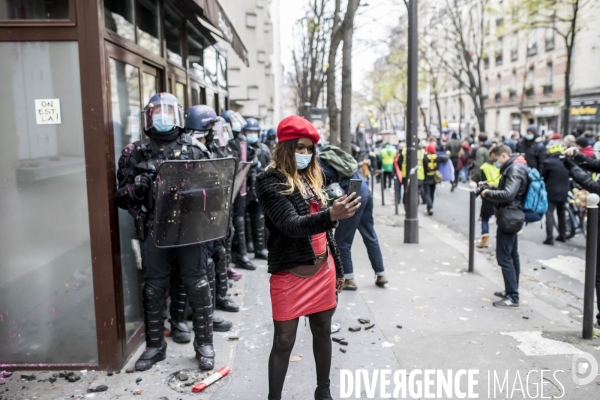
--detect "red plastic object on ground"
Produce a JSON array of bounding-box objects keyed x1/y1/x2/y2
[{"x1": 192, "y1": 367, "x2": 231, "y2": 393}]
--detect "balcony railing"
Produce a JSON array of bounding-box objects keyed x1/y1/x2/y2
[
  {"x1": 543, "y1": 84, "x2": 553, "y2": 95},
  {"x1": 525, "y1": 87, "x2": 534, "y2": 98}
]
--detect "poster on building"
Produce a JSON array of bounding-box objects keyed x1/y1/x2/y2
[{"x1": 35, "y1": 99, "x2": 61, "y2": 124}]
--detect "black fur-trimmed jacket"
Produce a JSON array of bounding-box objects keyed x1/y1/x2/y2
[{"x1": 256, "y1": 169, "x2": 344, "y2": 278}]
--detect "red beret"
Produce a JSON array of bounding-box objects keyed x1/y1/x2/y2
[
  {"x1": 425, "y1": 143, "x2": 437, "y2": 154},
  {"x1": 550, "y1": 133, "x2": 562, "y2": 140},
  {"x1": 277, "y1": 115, "x2": 321, "y2": 144}
]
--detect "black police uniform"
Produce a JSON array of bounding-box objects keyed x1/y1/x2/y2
[
  {"x1": 246, "y1": 140, "x2": 272, "y2": 259},
  {"x1": 116, "y1": 132, "x2": 215, "y2": 371}
]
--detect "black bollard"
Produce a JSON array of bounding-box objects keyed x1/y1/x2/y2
[
  {"x1": 381, "y1": 171, "x2": 385, "y2": 206},
  {"x1": 583, "y1": 193, "x2": 599, "y2": 339},
  {"x1": 370, "y1": 168, "x2": 375, "y2": 194},
  {"x1": 468, "y1": 183, "x2": 477, "y2": 273},
  {"x1": 394, "y1": 176, "x2": 399, "y2": 215}
]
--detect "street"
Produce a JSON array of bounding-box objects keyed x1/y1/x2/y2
[{"x1": 3, "y1": 181, "x2": 599, "y2": 399}]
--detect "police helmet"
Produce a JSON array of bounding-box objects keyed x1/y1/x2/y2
[
  {"x1": 142, "y1": 93, "x2": 184, "y2": 137},
  {"x1": 185, "y1": 105, "x2": 218, "y2": 138}
]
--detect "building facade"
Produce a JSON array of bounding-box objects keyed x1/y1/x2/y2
[
  {"x1": 219, "y1": 0, "x2": 276, "y2": 127},
  {"x1": 0, "y1": 0, "x2": 247, "y2": 371}
]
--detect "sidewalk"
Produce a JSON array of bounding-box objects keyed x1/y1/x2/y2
[{"x1": 2, "y1": 188, "x2": 599, "y2": 399}]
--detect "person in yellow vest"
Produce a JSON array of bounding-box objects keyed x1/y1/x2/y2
[
  {"x1": 471, "y1": 134, "x2": 495, "y2": 248},
  {"x1": 422, "y1": 143, "x2": 449, "y2": 215},
  {"x1": 379, "y1": 143, "x2": 398, "y2": 189},
  {"x1": 399, "y1": 144, "x2": 425, "y2": 208}
]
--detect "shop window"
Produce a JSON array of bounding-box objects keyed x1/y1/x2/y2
[
  {"x1": 0, "y1": 0, "x2": 69, "y2": 20},
  {"x1": 138, "y1": 0, "x2": 161, "y2": 57},
  {"x1": 218, "y1": 53, "x2": 227, "y2": 90},
  {"x1": 109, "y1": 58, "x2": 145, "y2": 342},
  {"x1": 188, "y1": 23, "x2": 205, "y2": 80},
  {"x1": 104, "y1": 0, "x2": 135, "y2": 42},
  {"x1": 165, "y1": 7, "x2": 183, "y2": 67},
  {"x1": 192, "y1": 88, "x2": 199, "y2": 106},
  {"x1": 0, "y1": 41, "x2": 97, "y2": 364},
  {"x1": 142, "y1": 72, "x2": 157, "y2": 106},
  {"x1": 204, "y1": 46, "x2": 218, "y2": 85}
]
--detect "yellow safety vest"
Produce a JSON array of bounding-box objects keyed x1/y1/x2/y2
[
  {"x1": 380, "y1": 146, "x2": 397, "y2": 166},
  {"x1": 402, "y1": 148, "x2": 424, "y2": 180},
  {"x1": 480, "y1": 162, "x2": 501, "y2": 187}
]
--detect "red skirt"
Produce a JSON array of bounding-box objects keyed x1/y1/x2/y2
[{"x1": 270, "y1": 253, "x2": 337, "y2": 321}]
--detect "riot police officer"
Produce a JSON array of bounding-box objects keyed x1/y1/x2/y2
[
  {"x1": 264, "y1": 127, "x2": 277, "y2": 152},
  {"x1": 185, "y1": 106, "x2": 240, "y2": 314},
  {"x1": 222, "y1": 110, "x2": 257, "y2": 270},
  {"x1": 244, "y1": 118, "x2": 271, "y2": 260},
  {"x1": 115, "y1": 93, "x2": 215, "y2": 371}
]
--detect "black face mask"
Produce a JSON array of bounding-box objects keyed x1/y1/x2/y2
[{"x1": 205, "y1": 132, "x2": 214, "y2": 145}]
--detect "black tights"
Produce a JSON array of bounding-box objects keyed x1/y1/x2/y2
[{"x1": 267, "y1": 306, "x2": 336, "y2": 399}]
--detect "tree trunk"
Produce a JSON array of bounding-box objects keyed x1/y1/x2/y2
[
  {"x1": 340, "y1": 0, "x2": 360, "y2": 153},
  {"x1": 326, "y1": 0, "x2": 342, "y2": 146},
  {"x1": 419, "y1": 104, "x2": 429, "y2": 136},
  {"x1": 563, "y1": 0, "x2": 579, "y2": 137},
  {"x1": 433, "y1": 91, "x2": 442, "y2": 132}
]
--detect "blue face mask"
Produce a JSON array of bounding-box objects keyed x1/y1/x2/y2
[
  {"x1": 295, "y1": 153, "x2": 313, "y2": 170},
  {"x1": 525, "y1": 134, "x2": 534, "y2": 141},
  {"x1": 358, "y1": 128, "x2": 365, "y2": 134},
  {"x1": 153, "y1": 114, "x2": 175, "y2": 132},
  {"x1": 246, "y1": 134, "x2": 259, "y2": 144},
  {"x1": 494, "y1": 161, "x2": 502, "y2": 168}
]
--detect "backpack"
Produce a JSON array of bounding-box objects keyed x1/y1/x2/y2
[
  {"x1": 505, "y1": 164, "x2": 548, "y2": 223},
  {"x1": 317, "y1": 145, "x2": 358, "y2": 178}
]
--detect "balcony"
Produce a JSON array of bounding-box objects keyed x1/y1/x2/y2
[
  {"x1": 495, "y1": 52, "x2": 503, "y2": 66},
  {"x1": 509, "y1": 90, "x2": 517, "y2": 100},
  {"x1": 511, "y1": 49, "x2": 518, "y2": 62},
  {"x1": 494, "y1": 92, "x2": 502, "y2": 102},
  {"x1": 525, "y1": 86, "x2": 534, "y2": 98},
  {"x1": 542, "y1": 84, "x2": 553, "y2": 95},
  {"x1": 527, "y1": 43, "x2": 537, "y2": 57}
]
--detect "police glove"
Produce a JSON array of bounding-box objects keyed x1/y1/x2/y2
[{"x1": 134, "y1": 173, "x2": 153, "y2": 198}]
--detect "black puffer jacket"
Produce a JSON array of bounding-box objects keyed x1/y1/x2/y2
[
  {"x1": 565, "y1": 154, "x2": 600, "y2": 194},
  {"x1": 256, "y1": 169, "x2": 344, "y2": 277},
  {"x1": 516, "y1": 138, "x2": 546, "y2": 173},
  {"x1": 542, "y1": 154, "x2": 570, "y2": 203},
  {"x1": 484, "y1": 155, "x2": 529, "y2": 209}
]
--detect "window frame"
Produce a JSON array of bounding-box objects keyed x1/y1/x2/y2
[{"x1": 0, "y1": 0, "x2": 77, "y2": 27}]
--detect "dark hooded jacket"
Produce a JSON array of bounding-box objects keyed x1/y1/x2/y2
[
  {"x1": 542, "y1": 153, "x2": 570, "y2": 203},
  {"x1": 516, "y1": 138, "x2": 546, "y2": 173},
  {"x1": 484, "y1": 155, "x2": 529, "y2": 209}
]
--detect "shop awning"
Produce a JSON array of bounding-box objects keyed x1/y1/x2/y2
[{"x1": 183, "y1": 0, "x2": 249, "y2": 67}]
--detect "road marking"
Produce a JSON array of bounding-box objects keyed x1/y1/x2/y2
[
  {"x1": 537, "y1": 256, "x2": 585, "y2": 283},
  {"x1": 500, "y1": 331, "x2": 584, "y2": 356}
]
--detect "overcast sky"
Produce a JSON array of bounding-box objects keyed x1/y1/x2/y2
[{"x1": 277, "y1": 0, "x2": 404, "y2": 92}]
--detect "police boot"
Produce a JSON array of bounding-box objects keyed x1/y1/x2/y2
[
  {"x1": 188, "y1": 277, "x2": 215, "y2": 370},
  {"x1": 245, "y1": 213, "x2": 254, "y2": 253},
  {"x1": 213, "y1": 313, "x2": 233, "y2": 332},
  {"x1": 216, "y1": 294, "x2": 239, "y2": 312},
  {"x1": 225, "y1": 230, "x2": 243, "y2": 280},
  {"x1": 169, "y1": 280, "x2": 191, "y2": 344},
  {"x1": 135, "y1": 283, "x2": 168, "y2": 371},
  {"x1": 233, "y1": 216, "x2": 256, "y2": 270},
  {"x1": 251, "y1": 213, "x2": 268, "y2": 260}
]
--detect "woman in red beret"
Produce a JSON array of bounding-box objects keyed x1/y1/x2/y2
[{"x1": 256, "y1": 115, "x2": 361, "y2": 400}]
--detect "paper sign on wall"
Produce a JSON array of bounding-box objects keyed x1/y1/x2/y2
[{"x1": 35, "y1": 99, "x2": 61, "y2": 124}]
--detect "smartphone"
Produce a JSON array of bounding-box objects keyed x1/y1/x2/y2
[{"x1": 347, "y1": 179, "x2": 362, "y2": 198}]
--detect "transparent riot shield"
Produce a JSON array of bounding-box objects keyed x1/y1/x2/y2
[
  {"x1": 232, "y1": 161, "x2": 252, "y2": 201},
  {"x1": 153, "y1": 158, "x2": 237, "y2": 248}
]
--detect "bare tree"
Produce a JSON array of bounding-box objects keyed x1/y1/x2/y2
[
  {"x1": 290, "y1": 0, "x2": 330, "y2": 114},
  {"x1": 340, "y1": 0, "x2": 362, "y2": 152},
  {"x1": 433, "y1": 0, "x2": 488, "y2": 133},
  {"x1": 326, "y1": 0, "x2": 343, "y2": 145}
]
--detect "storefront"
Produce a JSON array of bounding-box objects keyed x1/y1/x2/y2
[
  {"x1": 571, "y1": 100, "x2": 600, "y2": 134},
  {"x1": 0, "y1": 0, "x2": 246, "y2": 371}
]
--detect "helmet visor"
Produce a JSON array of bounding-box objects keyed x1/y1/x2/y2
[{"x1": 142, "y1": 100, "x2": 185, "y2": 132}]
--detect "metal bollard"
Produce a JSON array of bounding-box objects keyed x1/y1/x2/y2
[
  {"x1": 468, "y1": 182, "x2": 477, "y2": 273},
  {"x1": 370, "y1": 169, "x2": 375, "y2": 194},
  {"x1": 583, "y1": 193, "x2": 599, "y2": 339},
  {"x1": 394, "y1": 176, "x2": 399, "y2": 215},
  {"x1": 381, "y1": 171, "x2": 385, "y2": 206}
]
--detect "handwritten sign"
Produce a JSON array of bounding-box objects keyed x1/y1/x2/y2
[{"x1": 35, "y1": 99, "x2": 61, "y2": 124}]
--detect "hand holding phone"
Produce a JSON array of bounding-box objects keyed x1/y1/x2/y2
[{"x1": 347, "y1": 179, "x2": 362, "y2": 198}]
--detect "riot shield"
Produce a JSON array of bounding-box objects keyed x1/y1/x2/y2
[
  {"x1": 232, "y1": 161, "x2": 252, "y2": 201},
  {"x1": 153, "y1": 158, "x2": 237, "y2": 248}
]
